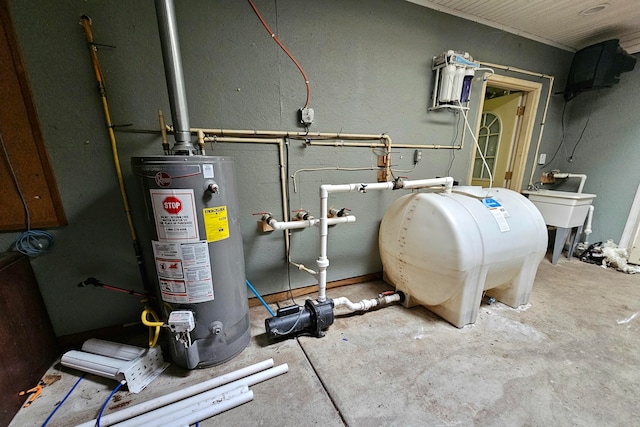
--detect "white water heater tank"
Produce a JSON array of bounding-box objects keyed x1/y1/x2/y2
[{"x1": 379, "y1": 187, "x2": 547, "y2": 327}]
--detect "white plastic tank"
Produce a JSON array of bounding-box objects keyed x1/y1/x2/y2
[{"x1": 379, "y1": 186, "x2": 547, "y2": 327}]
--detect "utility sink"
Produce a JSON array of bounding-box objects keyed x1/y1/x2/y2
[{"x1": 521, "y1": 189, "x2": 596, "y2": 228}]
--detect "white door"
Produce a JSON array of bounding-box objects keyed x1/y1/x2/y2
[{"x1": 471, "y1": 92, "x2": 523, "y2": 188}]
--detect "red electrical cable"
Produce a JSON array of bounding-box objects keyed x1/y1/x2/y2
[{"x1": 247, "y1": 0, "x2": 311, "y2": 108}]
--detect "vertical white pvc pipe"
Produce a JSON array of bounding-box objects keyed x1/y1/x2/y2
[
  {"x1": 314, "y1": 178, "x2": 450, "y2": 302},
  {"x1": 316, "y1": 186, "x2": 330, "y2": 301}
]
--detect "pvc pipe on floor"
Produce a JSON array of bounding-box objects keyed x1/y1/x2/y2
[
  {"x1": 137, "y1": 386, "x2": 251, "y2": 427},
  {"x1": 111, "y1": 364, "x2": 287, "y2": 427},
  {"x1": 75, "y1": 359, "x2": 275, "y2": 427},
  {"x1": 157, "y1": 389, "x2": 254, "y2": 427}
]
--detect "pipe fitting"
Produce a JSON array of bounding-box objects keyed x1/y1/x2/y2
[
  {"x1": 210, "y1": 321, "x2": 223, "y2": 336},
  {"x1": 205, "y1": 180, "x2": 219, "y2": 194}
]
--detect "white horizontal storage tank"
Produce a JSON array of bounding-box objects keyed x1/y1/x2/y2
[{"x1": 379, "y1": 187, "x2": 547, "y2": 327}]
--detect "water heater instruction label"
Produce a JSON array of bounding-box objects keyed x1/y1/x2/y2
[
  {"x1": 150, "y1": 189, "x2": 199, "y2": 241},
  {"x1": 152, "y1": 240, "x2": 214, "y2": 303},
  {"x1": 203, "y1": 206, "x2": 229, "y2": 242}
]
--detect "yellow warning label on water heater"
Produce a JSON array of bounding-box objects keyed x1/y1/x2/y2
[{"x1": 203, "y1": 206, "x2": 230, "y2": 242}]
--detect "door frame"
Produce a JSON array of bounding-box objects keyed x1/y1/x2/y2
[{"x1": 468, "y1": 74, "x2": 542, "y2": 190}]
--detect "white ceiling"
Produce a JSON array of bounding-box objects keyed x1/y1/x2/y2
[{"x1": 407, "y1": 0, "x2": 640, "y2": 54}]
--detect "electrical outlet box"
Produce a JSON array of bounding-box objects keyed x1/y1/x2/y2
[
  {"x1": 538, "y1": 153, "x2": 546, "y2": 165},
  {"x1": 300, "y1": 107, "x2": 314, "y2": 125}
]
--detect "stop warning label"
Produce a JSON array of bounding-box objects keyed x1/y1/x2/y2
[
  {"x1": 150, "y1": 189, "x2": 199, "y2": 241},
  {"x1": 163, "y1": 196, "x2": 182, "y2": 214}
]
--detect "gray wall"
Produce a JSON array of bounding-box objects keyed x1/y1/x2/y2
[
  {"x1": 544, "y1": 57, "x2": 640, "y2": 245},
  {"x1": 2, "y1": 0, "x2": 590, "y2": 336}
]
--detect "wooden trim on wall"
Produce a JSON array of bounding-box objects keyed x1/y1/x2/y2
[
  {"x1": 0, "y1": 0, "x2": 66, "y2": 231},
  {"x1": 247, "y1": 272, "x2": 384, "y2": 307}
]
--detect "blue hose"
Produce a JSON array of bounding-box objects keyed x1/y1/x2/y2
[
  {"x1": 96, "y1": 380, "x2": 125, "y2": 427},
  {"x1": 246, "y1": 279, "x2": 275, "y2": 317},
  {"x1": 41, "y1": 375, "x2": 84, "y2": 426}
]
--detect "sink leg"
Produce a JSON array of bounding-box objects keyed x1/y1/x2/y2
[
  {"x1": 552, "y1": 227, "x2": 571, "y2": 264},
  {"x1": 568, "y1": 226, "x2": 583, "y2": 260}
]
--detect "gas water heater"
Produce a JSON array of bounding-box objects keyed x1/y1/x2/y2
[
  {"x1": 132, "y1": 156, "x2": 250, "y2": 369},
  {"x1": 133, "y1": 0, "x2": 252, "y2": 369}
]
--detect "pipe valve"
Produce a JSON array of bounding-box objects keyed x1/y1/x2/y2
[
  {"x1": 393, "y1": 176, "x2": 410, "y2": 190},
  {"x1": 293, "y1": 209, "x2": 313, "y2": 221},
  {"x1": 206, "y1": 182, "x2": 219, "y2": 194}
]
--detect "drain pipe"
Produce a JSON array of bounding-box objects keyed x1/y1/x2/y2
[
  {"x1": 155, "y1": 0, "x2": 195, "y2": 155},
  {"x1": 583, "y1": 205, "x2": 594, "y2": 244}
]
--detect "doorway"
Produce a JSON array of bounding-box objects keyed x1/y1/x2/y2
[{"x1": 468, "y1": 74, "x2": 543, "y2": 191}]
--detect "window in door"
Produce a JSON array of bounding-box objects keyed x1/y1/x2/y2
[{"x1": 472, "y1": 112, "x2": 501, "y2": 180}]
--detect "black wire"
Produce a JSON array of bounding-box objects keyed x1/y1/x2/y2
[
  {"x1": 0, "y1": 132, "x2": 54, "y2": 255},
  {"x1": 541, "y1": 100, "x2": 568, "y2": 169},
  {"x1": 567, "y1": 92, "x2": 597, "y2": 161}
]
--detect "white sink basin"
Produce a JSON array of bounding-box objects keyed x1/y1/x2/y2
[{"x1": 521, "y1": 189, "x2": 596, "y2": 228}]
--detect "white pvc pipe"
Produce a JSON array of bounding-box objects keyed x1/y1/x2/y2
[
  {"x1": 129, "y1": 386, "x2": 253, "y2": 427},
  {"x1": 333, "y1": 293, "x2": 401, "y2": 312},
  {"x1": 111, "y1": 364, "x2": 287, "y2": 427},
  {"x1": 552, "y1": 173, "x2": 587, "y2": 193},
  {"x1": 156, "y1": 389, "x2": 254, "y2": 427},
  {"x1": 75, "y1": 359, "x2": 274, "y2": 427},
  {"x1": 400, "y1": 177, "x2": 454, "y2": 192},
  {"x1": 315, "y1": 177, "x2": 454, "y2": 301},
  {"x1": 584, "y1": 205, "x2": 594, "y2": 236},
  {"x1": 267, "y1": 215, "x2": 356, "y2": 231}
]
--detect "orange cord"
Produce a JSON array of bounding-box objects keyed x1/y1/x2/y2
[{"x1": 247, "y1": 0, "x2": 311, "y2": 108}]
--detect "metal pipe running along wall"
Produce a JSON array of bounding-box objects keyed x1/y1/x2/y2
[{"x1": 155, "y1": 0, "x2": 194, "y2": 154}]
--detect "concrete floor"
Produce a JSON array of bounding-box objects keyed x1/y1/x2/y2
[{"x1": 10, "y1": 257, "x2": 640, "y2": 426}]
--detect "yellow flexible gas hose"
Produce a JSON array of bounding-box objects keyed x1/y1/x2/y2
[
  {"x1": 141, "y1": 308, "x2": 164, "y2": 347},
  {"x1": 80, "y1": 16, "x2": 151, "y2": 289}
]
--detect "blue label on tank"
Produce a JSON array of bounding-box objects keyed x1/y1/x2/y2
[{"x1": 482, "y1": 198, "x2": 502, "y2": 208}]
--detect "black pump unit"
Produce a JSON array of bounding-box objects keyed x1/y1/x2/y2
[{"x1": 265, "y1": 299, "x2": 335, "y2": 339}]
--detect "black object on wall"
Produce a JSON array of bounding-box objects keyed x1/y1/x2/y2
[{"x1": 563, "y1": 39, "x2": 637, "y2": 100}]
